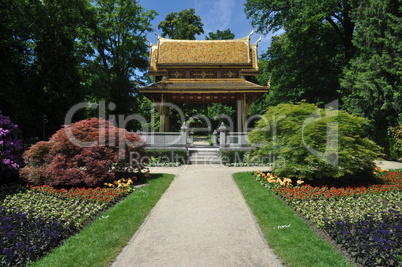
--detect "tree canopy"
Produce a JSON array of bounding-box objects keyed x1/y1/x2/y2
[
  {"x1": 246, "y1": 0, "x2": 402, "y2": 154},
  {"x1": 205, "y1": 29, "x2": 235, "y2": 40},
  {"x1": 341, "y1": 0, "x2": 402, "y2": 149},
  {"x1": 0, "y1": 0, "x2": 156, "y2": 141},
  {"x1": 244, "y1": 0, "x2": 356, "y2": 59},
  {"x1": 158, "y1": 9, "x2": 204, "y2": 40}
]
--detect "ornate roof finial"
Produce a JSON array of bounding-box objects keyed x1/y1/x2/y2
[
  {"x1": 146, "y1": 34, "x2": 154, "y2": 45},
  {"x1": 267, "y1": 75, "x2": 272, "y2": 88},
  {"x1": 248, "y1": 29, "x2": 254, "y2": 37}
]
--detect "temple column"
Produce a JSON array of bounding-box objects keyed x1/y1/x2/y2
[
  {"x1": 159, "y1": 94, "x2": 170, "y2": 132},
  {"x1": 237, "y1": 93, "x2": 258, "y2": 133},
  {"x1": 237, "y1": 95, "x2": 244, "y2": 132}
]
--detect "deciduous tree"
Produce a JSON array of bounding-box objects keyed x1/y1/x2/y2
[
  {"x1": 205, "y1": 29, "x2": 235, "y2": 40},
  {"x1": 244, "y1": 0, "x2": 356, "y2": 60},
  {"x1": 85, "y1": 0, "x2": 157, "y2": 116},
  {"x1": 158, "y1": 9, "x2": 204, "y2": 40}
]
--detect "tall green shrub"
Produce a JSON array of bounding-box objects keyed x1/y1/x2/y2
[
  {"x1": 248, "y1": 102, "x2": 383, "y2": 180},
  {"x1": 388, "y1": 126, "x2": 402, "y2": 160}
]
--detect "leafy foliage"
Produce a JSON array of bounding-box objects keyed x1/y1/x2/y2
[
  {"x1": 205, "y1": 29, "x2": 235, "y2": 40},
  {"x1": 0, "y1": 207, "x2": 71, "y2": 267},
  {"x1": 206, "y1": 103, "x2": 235, "y2": 131},
  {"x1": 0, "y1": 183, "x2": 130, "y2": 267},
  {"x1": 0, "y1": 185, "x2": 107, "y2": 229},
  {"x1": 244, "y1": 0, "x2": 356, "y2": 59},
  {"x1": 249, "y1": 102, "x2": 383, "y2": 180},
  {"x1": 0, "y1": 112, "x2": 23, "y2": 182},
  {"x1": 278, "y1": 187, "x2": 401, "y2": 227},
  {"x1": 389, "y1": 125, "x2": 402, "y2": 160},
  {"x1": 84, "y1": 0, "x2": 157, "y2": 116},
  {"x1": 0, "y1": 0, "x2": 156, "y2": 141},
  {"x1": 20, "y1": 118, "x2": 145, "y2": 187},
  {"x1": 323, "y1": 211, "x2": 401, "y2": 266},
  {"x1": 0, "y1": 0, "x2": 91, "y2": 139},
  {"x1": 158, "y1": 9, "x2": 204, "y2": 40},
  {"x1": 258, "y1": 28, "x2": 343, "y2": 107},
  {"x1": 341, "y1": 0, "x2": 402, "y2": 151},
  {"x1": 245, "y1": 0, "x2": 352, "y2": 113},
  {"x1": 245, "y1": 0, "x2": 402, "y2": 158}
]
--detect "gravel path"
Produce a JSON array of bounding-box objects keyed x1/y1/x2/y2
[
  {"x1": 112, "y1": 164, "x2": 281, "y2": 267},
  {"x1": 375, "y1": 160, "x2": 402, "y2": 170}
]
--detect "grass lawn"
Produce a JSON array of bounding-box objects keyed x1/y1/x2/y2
[
  {"x1": 29, "y1": 173, "x2": 174, "y2": 267},
  {"x1": 233, "y1": 172, "x2": 354, "y2": 267}
]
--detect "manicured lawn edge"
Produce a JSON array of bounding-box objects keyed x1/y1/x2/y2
[
  {"x1": 233, "y1": 172, "x2": 354, "y2": 267},
  {"x1": 29, "y1": 173, "x2": 174, "y2": 267}
]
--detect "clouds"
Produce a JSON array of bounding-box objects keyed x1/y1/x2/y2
[{"x1": 194, "y1": 0, "x2": 237, "y2": 34}]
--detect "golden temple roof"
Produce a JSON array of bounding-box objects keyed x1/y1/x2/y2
[{"x1": 149, "y1": 35, "x2": 260, "y2": 72}]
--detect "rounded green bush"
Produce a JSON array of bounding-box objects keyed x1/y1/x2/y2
[{"x1": 248, "y1": 102, "x2": 383, "y2": 180}]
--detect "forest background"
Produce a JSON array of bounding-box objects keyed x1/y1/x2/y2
[{"x1": 0, "y1": 0, "x2": 401, "y2": 158}]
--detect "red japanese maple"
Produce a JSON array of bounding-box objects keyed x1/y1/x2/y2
[{"x1": 21, "y1": 118, "x2": 145, "y2": 187}]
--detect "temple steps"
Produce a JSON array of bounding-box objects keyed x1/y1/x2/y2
[{"x1": 188, "y1": 148, "x2": 221, "y2": 164}]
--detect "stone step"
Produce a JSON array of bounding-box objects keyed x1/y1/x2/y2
[
  {"x1": 190, "y1": 157, "x2": 221, "y2": 164},
  {"x1": 188, "y1": 148, "x2": 220, "y2": 164},
  {"x1": 190, "y1": 152, "x2": 219, "y2": 157}
]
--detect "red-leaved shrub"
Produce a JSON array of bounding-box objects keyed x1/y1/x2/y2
[{"x1": 20, "y1": 118, "x2": 146, "y2": 187}]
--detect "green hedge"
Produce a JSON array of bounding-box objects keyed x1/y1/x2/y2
[
  {"x1": 389, "y1": 126, "x2": 402, "y2": 160},
  {"x1": 145, "y1": 150, "x2": 187, "y2": 164}
]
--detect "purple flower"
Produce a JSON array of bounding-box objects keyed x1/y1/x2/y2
[
  {"x1": 2, "y1": 247, "x2": 12, "y2": 256},
  {"x1": 389, "y1": 209, "x2": 400, "y2": 214},
  {"x1": 380, "y1": 229, "x2": 391, "y2": 236},
  {"x1": 372, "y1": 236, "x2": 386, "y2": 243},
  {"x1": 0, "y1": 112, "x2": 23, "y2": 174}
]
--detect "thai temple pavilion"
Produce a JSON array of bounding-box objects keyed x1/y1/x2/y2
[{"x1": 139, "y1": 33, "x2": 269, "y2": 132}]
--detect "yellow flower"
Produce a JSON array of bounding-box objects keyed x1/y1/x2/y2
[
  {"x1": 297, "y1": 180, "x2": 305, "y2": 185},
  {"x1": 267, "y1": 177, "x2": 276, "y2": 183},
  {"x1": 283, "y1": 178, "x2": 292, "y2": 186}
]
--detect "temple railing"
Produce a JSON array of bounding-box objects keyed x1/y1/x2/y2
[
  {"x1": 138, "y1": 123, "x2": 250, "y2": 148},
  {"x1": 211, "y1": 123, "x2": 250, "y2": 148},
  {"x1": 138, "y1": 123, "x2": 190, "y2": 147}
]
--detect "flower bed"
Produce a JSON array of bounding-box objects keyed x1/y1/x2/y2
[
  {"x1": 0, "y1": 184, "x2": 130, "y2": 266},
  {"x1": 254, "y1": 170, "x2": 402, "y2": 266},
  {"x1": 28, "y1": 185, "x2": 128, "y2": 202},
  {"x1": 274, "y1": 171, "x2": 402, "y2": 200},
  {"x1": 323, "y1": 210, "x2": 401, "y2": 266}
]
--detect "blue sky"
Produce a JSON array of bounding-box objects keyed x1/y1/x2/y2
[{"x1": 139, "y1": 0, "x2": 275, "y2": 53}]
